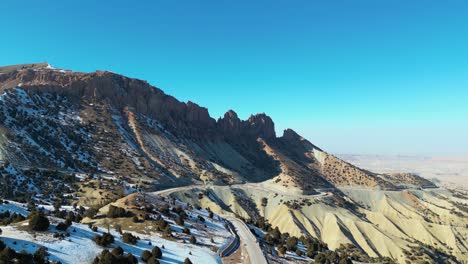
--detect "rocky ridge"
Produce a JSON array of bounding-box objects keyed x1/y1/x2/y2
[{"x1": 0, "y1": 63, "x2": 431, "y2": 195}]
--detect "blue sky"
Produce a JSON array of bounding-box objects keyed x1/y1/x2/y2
[{"x1": 1, "y1": 0, "x2": 467, "y2": 155}]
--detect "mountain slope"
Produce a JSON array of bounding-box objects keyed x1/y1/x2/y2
[{"x1": 0, "y1": 63, "x2": 399, "y2": 196}]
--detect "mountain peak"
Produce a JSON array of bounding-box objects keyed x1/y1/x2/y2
[
  {"x1": 247, "y1": 113, "x2": 276, "y2": 139},
  {"x1": 224, "y1": 109, "x2": 239, "y2": 119},
  {"x1": 282, "y1": 128, "x2": 302, "y2": 141}
]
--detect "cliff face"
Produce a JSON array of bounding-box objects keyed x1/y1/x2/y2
[
  {"x1": 0, "y1": 68, "x2": 279, "y2": 142},
  {"x1": 0, "y1": 63, "x2": 397, "y2": 192},
  {"x1": 0, "y1": 69, "x2": 219, "y2": 138}
]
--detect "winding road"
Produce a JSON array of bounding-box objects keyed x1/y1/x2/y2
[
  {"x1": 150, "y1": 184, "x2": 268, "y2": 264},
  {"x1": 224, "y1": 215, "x2": 267, "y2": 264}
]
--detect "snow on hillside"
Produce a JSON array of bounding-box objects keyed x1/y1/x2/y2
[{"x1": 0, "y1": 202, "x2": 223, "y2": 264}]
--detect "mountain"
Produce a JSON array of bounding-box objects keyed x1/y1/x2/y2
[
  {"x1": 0, "y1": 63, "x2": 466, "y2": 264},
  {"x1": 0, "y1": 63, "x2": 402, "y2": 196}
]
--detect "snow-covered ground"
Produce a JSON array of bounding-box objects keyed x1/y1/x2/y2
[{"x1": 0, "y1": 202, "x2": 223, "y2": 264}]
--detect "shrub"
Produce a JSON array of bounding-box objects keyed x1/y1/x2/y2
[
  {"x1": 28, "y1": 211, "x2": 50, "y2": 231},
  {"x1": 156, "y1": 218, "x2": 168, "y2": 230},
  {"x1": 107, "y1": 205, "x2": 128, "y2": 218},
  {"x1": 112, "y1": 246, "x2": 124, "y2": 256},
  {"x1": 183, "y1": 227, "x2": 190, "y2": 234},
  {"x1": 0, "y1": 211, "x2": 26, "y2": 225},
  {"x1": 163, "y1": 226, "x2": 172, "y2": 237},
  {"x1": 189, "y1": 236, "x2": 197, "y2": 244},
  {"x1": 94, "y1": 233, "x2": 115, "y2": 247},
  {"x1": 158, "y1": 204, "x2": 170, "y2": 215},
  {"x1": 33, "y1": 246, "x2": 48, "y2": 263},
  {"x1": 115, "y1": 224, "x2": 122, "y2": 234},
  {"x1": 184, "y1": 257, "x2": 193, "y2": 264},
  {"x1": 278, "y1": 246, "x2": 287, "y2": 255},
  {"x1": 86, "y1": 207, "x2": 99, "y2": 218},
  {"x1": 175, "y1": 217, "x2": 184, "y2": 226},
  {"x1": 141, "y1": 250, "x2": 152, "y2": 262},
  {"x1": 122, "y1": 232, "x2": 138, "y2": 245},
  {"x1": 65, "y1": 217, "x2": 72, "y2": 226},
  {"x1": 92, "y1": 249, "x2": 137, "y2": 264},
  {"x1": 151, "y1": 246, "x2": 162, "y2": 259},
  {"x1": 126, "y1": 253, "x2": 137, "y2": 264},
  {"x1": 339, "y1": 258, "x2": 353, "y2": 264},
  {"x1": 147, "y1": 257, "x2": 160, "y2": 264},
  {"x1": 286, "y1": 236, "x2": 298, "y2": 251},
  {"x1": 56, "y1": 222, "x2": 68, "y2": 231}
]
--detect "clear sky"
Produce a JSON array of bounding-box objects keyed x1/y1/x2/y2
[{"x1": 1, "y1": 0, "x2": 467, "y2": 155}]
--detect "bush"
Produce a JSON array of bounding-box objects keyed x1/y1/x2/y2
[
  {"x1": 93, "y1": 249, "x2": 138, "y2": 264},
  {"x1": 278, "y1": 246, "x2": 287, "y2": 255},
  {"x1": 115, "y1": 224, "x2": 122, "y2": 234},
  {"x1": 286, "y1": 236, "x2": 298, "y2": 251},
  {"x1": 86, "y1": 207, "x2": 99, "y2": 218},
  {"x1": 28, "y1": 211, "x2": 50, "y2": 231},
  {"x1": 184, "y1": 257, "x2": 193, "y2": 264},
  {"x1": 156, "y1": 218, "x2": 168, "y2": 230},
  {"x1": 0, "y1": 211, "x2": 26, "y2": 225},
  {"x1": 122, "y1": 232, "x2": 138, "y2": 245},
  {"x1": 163, "y1": 226, "x2": 172, "y2": 237},
  {"x1": 33, "y1": 246, "x2": 48, "y2": 263},
  {"x1": 0, "y1": 244, "x2": 43, "y2": 264},
  {"x1": 183, "y1": 227, "x2": 190, "y2": 234},
  {"x1": 175, "y1": 217, "x2": 184, "y2": 226},
  {"x1": 132, "y1": 216, "x2": 139, "y2": 223},
  {"x1": 151, "y1": 246, "x2": 162, "y2": 259},
  {"x1": 147, "y1": 257, "x2": 160, "y2": 264},
  {"x1": 158, "y1": 204, "x2": 170, "y2": 215},
  {"x1": 126, "y1": 253, "x2": 137, "y2": 264},
  {"x1": 112, "y1": 246, "x2": 124, "y2": 256},
  {"x1": 107, "y1": 205, "x2": 128, "y2": 218},
  {"x1": 56, "y1": 222, "x2": 68, "y2": 231},
  {"x1": 94, "y1": 233, "x2": 115, "y2": 246},
  {"x1": 189, "y1": 236, "x2": 197, "y2": 244},
  {"x1": 141, "y1": 250, "x2": 152, "y2": 262},
  {"x1": 65, "y1": 217, "x2": 72, "y2": 226}
]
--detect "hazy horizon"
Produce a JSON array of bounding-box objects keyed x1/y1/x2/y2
[{"x1": 1, "y1": 0, "x2": 467, "y2": 156}]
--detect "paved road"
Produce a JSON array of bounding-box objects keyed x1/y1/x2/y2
[
  {"x1": 229, "y1": 182, "x2": 332, "y2": 198},
  {"x1": 224, "y1": 216, "x2": 267, "y2": 264},
  {"x1": 150, "y1": 184, "x2": 268, "y2": 264}
]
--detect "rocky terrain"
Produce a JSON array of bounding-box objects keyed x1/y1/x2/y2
[
  {"x1": 0, "y1": 63, "x2": 401, "y2": 196},
  {"x1": 0, "y1": 63, "x2": 467, "y2": 264}
]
